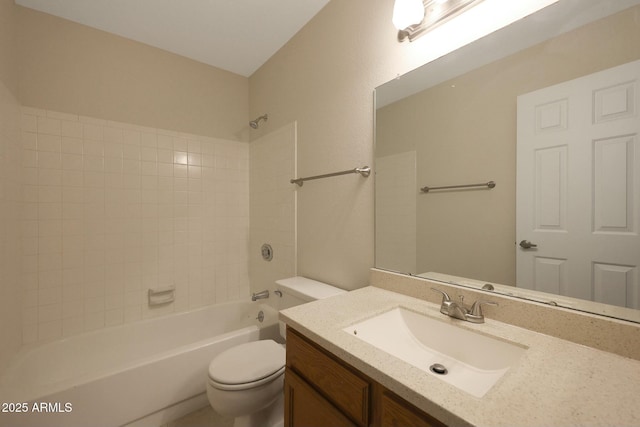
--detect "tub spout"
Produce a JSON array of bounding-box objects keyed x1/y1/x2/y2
[{"x1": 251, "y1": 290, "x2": 269, "y2": 301}]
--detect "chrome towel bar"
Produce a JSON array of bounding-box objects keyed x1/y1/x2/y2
[
  {"x1": 421, "y1": 180, "x2": 496, "y2": 193},
  {"x1": 291, "y1": 166, "x2": 371, "y2": 187}
]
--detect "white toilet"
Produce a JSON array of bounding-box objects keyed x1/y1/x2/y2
[{"x1": 206, "y1": 277, "x2": 345, "y2": 427}]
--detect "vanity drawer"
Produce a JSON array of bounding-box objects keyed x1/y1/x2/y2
[{"x1": 286, "y1": 327, "x2": 370, "y2": 427}]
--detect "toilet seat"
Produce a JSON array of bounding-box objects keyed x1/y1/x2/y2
[{"x1": 208, "y1": 340, "x2": 285, "y2": 391}]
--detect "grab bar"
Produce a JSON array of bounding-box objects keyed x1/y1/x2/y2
[
  {"x1": 420, "y1": 180, "x2": 496, "y2": 193},
  {"x1": 291, "y1": 166, "x2": 371, "y2": 187}
]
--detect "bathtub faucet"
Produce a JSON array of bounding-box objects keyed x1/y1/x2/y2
[{"x1": 251, "y1": 290, "x2": 270, "y2": 301}]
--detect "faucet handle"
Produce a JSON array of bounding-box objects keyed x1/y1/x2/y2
[
  {"x1": 467, "y1": 300, "x2": 498, "y2": 323},
  {"x1": 470, "y1": 300, "x2": 498, "y2": 315},
  {"x1": 431, "y1": 288, "x2": 453, "y2": 315},
  {"x1": 431, "y1": 288, "x2": 452, "y2": 301}
]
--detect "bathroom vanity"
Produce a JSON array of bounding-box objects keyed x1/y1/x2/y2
[
  {"x1": 280, "y1": 271, "x2": 640, "y2": 427},
  {"x1": 285, "y1": 327, "x2": 444, "y2": 427}
]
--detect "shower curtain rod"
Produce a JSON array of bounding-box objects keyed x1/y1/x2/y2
[{"x1": 290, "y1": 166, "x2": 371, "y2": 187}]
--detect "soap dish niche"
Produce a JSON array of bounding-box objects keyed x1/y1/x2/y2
[{"x1": 148, "y1": 285, "x2": 175, "y2": 306}]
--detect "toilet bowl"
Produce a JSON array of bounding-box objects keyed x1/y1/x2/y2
[
  {"x1": 207, "y1": 340, "x2": 285, "y2": 427},
  {"x1": 206, "y1": 277, "x2": 345, "y2": 427}
]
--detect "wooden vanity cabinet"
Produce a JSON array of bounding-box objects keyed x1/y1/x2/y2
[
  {"x1": 284, "y1": 369, "x2": 358, "y2": 427},
  {"x1": 284, "y1": 327, "x2": 446, "y2": 427},
  {"x1": 378, "y1": 390, "x2": 444, "y2": 427}
]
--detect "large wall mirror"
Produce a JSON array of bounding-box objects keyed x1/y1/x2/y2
[{"x1": 375, "y1": 0, "x2": 640, "y2": 323}]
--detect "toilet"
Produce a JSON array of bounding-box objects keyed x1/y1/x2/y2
[{"x1": 206, "y1": 277, "x2": 345, "y2": 427}]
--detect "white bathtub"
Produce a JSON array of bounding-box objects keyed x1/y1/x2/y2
[{"x1": 0, "y1": 300, "x2": 279, "y2": 427}]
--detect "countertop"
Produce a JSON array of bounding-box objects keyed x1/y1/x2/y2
[{"x1": 279, "y1": 286, "x2": 640, "y2": 427}]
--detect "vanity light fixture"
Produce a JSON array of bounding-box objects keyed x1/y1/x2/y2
[
  {"x1": 394, "y1": 0, "x2": 484, "y2": 42},
  {"x1": 392, "y1": 0, "x2": 425, "y2": 32}
]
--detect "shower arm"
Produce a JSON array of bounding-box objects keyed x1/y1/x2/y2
[{"x1": 249, "y1": 114, "x2": 268, "y2": 129}]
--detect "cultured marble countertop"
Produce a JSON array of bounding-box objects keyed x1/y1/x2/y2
[{"x1": 279, "y1": 286, "x2": 640, "y2": 427}]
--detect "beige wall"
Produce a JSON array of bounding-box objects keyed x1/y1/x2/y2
[
  {"x1": 0, "y1": 84, "x2": 21, "y2": 373},
  {"x1": 375, "y1": 151, "x2": 417, "y2": 275},
  {"x1": 0, "y1": 0, "x2": 22, "y2": 374},
  {"x1": 249, "y1": 0, "x2": 546, "y2": 290},
  {"x1": 249, "y1": 0, "x2": 380, "y2": 289},
  {"x1": 0, "y1": 0, "x2": 17, "y2": 96},
  {"x1": 17, "y1": 6, "x2": 249, "y2": 142},
  {"x1": 376, "y1": 6, "x2": 640, "y2": 285},
  {"x1": 249, "y1": 123, "x2": 297, "y2": 295}
]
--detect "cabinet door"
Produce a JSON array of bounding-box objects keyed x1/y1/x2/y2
[
  {"x1": 380, "y1": 391, "x2": 445, "y2": 427},
  {"x1": 286, "y1": 328, "x2": 370, "y2": 426},
  {"x1": 284, "y1": 368, "x2": 357, "y2": 427}
]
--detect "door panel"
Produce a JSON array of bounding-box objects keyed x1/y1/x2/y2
[
  {"x1": 534, "y1": 146, "x2": 567, "y2": 230},
  {"x1": 593, "y1": 135, "x2": 635, "y2": 232},
  {"x1": 517, "y1": 60, "x2": 640, "y2": 308},
  {"x1": 593, "y1": 263, "x2": 639, "y2": 308},
  {"x1": 533, "y1": 257, "x2": 567, "y2": 295}
]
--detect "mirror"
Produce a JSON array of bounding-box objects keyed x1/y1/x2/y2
[{"x1": 375, "y1": 0, "x2": 640, "y2": 323}]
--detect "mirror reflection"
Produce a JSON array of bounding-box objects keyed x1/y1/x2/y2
[{"x1": 375, "y1": 0, "x2": 640, "y2": 322}]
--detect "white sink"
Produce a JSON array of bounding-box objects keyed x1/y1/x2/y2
[{"x1": 343, "y1": 307, "x2": 526, "y2": 397}]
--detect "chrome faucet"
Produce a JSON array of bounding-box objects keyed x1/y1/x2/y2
[
  {"x1": 431, "y1": 288, "x2": 497, "y2": 323},
  {"x1": 251, "y1": 290, "x2": 269, "y2": 301}
]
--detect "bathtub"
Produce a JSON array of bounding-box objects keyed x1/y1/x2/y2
[{"x1": 0, "y1": 300, "x2": 279, "y2": 427}]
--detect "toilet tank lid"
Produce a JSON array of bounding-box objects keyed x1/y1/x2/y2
[{"x1": 275, "y1": 276, "x2": 346, "y2": 301}]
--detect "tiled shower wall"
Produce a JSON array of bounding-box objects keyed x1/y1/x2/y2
[{"x1": 21, "y1": 107, "x2": 249, "y2": 344}]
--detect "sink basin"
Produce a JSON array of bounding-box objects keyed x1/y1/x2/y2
[{"x1": 343, "y1": 307, "x2": 526, "y2": 397}]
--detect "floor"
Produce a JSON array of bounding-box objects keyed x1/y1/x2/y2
[{"x1": 164, "y1": 406, "x2": 234, "y2": 427}]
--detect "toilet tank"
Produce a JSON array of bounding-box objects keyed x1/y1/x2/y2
[
  {"x1": 276, "y1": 276, "x2": 345, "y2": 309},
  {"x1": 275, "y1": 276, "x2": 346, "y2": 338}
]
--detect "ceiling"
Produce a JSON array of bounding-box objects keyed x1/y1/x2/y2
[{"x1": 15, "y1": 0, "x2": 330, "y2": 77}]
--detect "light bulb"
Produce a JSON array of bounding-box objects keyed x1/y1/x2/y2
[{"x1": 392, "y1": 0, "x2": 425, "y2": 30}]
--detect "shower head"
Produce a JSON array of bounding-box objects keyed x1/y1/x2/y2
[{"x1": 249, "y1": 114, "x2": 268, "y2": 129}]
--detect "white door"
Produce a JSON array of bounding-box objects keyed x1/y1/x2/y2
[{"x1": 516, "y1": 60, "x2": 640, "y2": 308}]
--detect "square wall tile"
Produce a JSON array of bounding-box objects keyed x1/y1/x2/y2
[{"x1": 24, "y1": 108, "x2": 251, "y2": 344}]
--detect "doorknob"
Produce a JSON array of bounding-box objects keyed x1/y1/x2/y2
[{"x1": 519, "y1": 240, "x2": 538, "y2": 249}]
